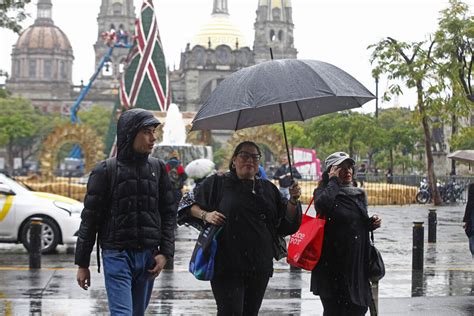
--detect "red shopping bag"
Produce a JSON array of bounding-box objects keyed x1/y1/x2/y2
[{"x1": 287, "y1": 197, "x2": 326, "y2": 270}]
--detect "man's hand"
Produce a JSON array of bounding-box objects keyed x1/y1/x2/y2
[
  {"x1": 77, "y1": 267, "x2": 91, "y2": 290},
  {"x1": 148, "y1": 254, "x2": 167, "y2": 279}
]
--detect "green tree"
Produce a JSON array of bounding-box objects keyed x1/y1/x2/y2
[
  {"x1": 78, "y1": 105, "x2": 113, "y2": 146},
  {"x1": 270, "y1": 122, "x2": 313, "y2": 149},
  {"x1": 303, "y1": 111, "x2": 375, "y2": 161},
  {"x1": 377, "y1": 108, "x2": 423, "y2": 173},
  {"x1": 0, "y1": 89, "x2": 11, "y2": 99},
  {"x1": 450, "y1": 126, "x2": 474, "y2": 150},
  {"x1": 0, "y1": 98, "x2": 63, "y2": 173},
  {"x1": 0, "y1": 0, "x2": 31, "y2": 33},
  {"x1": 433, "y1": 0, "x2": 473, "y2": 174},
  {"x1": 369, "y1": 37, "x2": 443, "y2": 204},
  {"x1": 434, "y1": 0, "x2": 474, "y2": 104}
]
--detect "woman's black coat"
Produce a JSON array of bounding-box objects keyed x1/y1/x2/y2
[
  {"x1": 182, "y1": 172, "x2": 302, "y2": 277},
  {"x1": 311, "y1": 176, "x2": 372, "y2": 307}
]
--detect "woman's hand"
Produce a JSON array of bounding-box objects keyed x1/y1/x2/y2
[
  {"x1": 289, "y1": 181, "x2": 301, "y2": 201},
  {"x1": 204, "y1": 211, "x2": 226, "y2": 226},
  {"x1": 329, "y1": 165, "x2": 341, "y2": 178},
  {"x1": 371, "y1": 215, "x2": 382, "y2": 230}
]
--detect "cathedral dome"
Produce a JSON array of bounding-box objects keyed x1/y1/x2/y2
[
  {"x1": 15, "y1": 24, "x2": 72, "y2": 52},
  {"x1": 191, "y1": 13, "x2": 246, "y2": 49}
]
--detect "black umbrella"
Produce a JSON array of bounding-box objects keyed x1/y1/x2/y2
[{"x1": 191, "y1": 57, "x2": 375, "y2": 178}]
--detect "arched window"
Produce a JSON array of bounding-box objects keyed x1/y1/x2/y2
[
  {"x1": 29, "y1": 60, "x2": 37, "y2": 78},
  {"x1": 270, "y1": 30, "x2": 276, "y2": 42},
  {"x1": 14, "y1": 60, "x2": 20, "y2": 77},
  {"x1": 119, "y1": 57, "x2": 126, "y2": 73},
  {"x1": 103, "y1": 61, "x2": 113, "y2": 76},
  {"x1": 200, "y1": 81, "x2": 213, "y2": 103},
  {"x1": 60, "y1": 61, "x2": 67, "y2": 79},
  {"x1": 278, "y1": 30, "x2": 283, "y2": 41},
  {"x1": 43, "y1": 60, "x2": 52, "y2": 79}
]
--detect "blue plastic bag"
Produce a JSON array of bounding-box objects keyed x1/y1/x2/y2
[{"x1": 189, "y1": 225, "x2": 222, "y2": 280}]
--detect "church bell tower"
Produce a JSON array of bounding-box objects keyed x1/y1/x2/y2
[
  {"x1": 253, "y1": 0, "x2": 297, "y2": 63},
  {"x1": 93, "y1": 0, "x2": 136, "y2": 94}
]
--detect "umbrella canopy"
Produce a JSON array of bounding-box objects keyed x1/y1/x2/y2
[
  {"x1": 447, "y1": 150, "x2": 474, "y2": 164},
  {"x1": 191, "y1": 59, "x2": 375, "y2": 131},
  {"x1": 185, "y1": 158, "x2": 215, "y2": 180}
]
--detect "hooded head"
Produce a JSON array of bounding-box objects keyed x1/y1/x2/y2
[{"x1": 116, "y1": 108, "x2": 160, "y2": 162}]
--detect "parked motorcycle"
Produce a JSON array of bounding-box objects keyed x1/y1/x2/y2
[
  {"x1": 416, "y1": 178, "x2": 431, "y2": 204},
  {"x1": 442, "y1": 179, "x2": 465, "y2": 204},
  {"x1": 416, "y1": 178, "x2": 465, "y2": 204}
]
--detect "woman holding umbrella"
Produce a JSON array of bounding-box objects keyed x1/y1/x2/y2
[{"x1": 178, "y1": 141, "x2": 302, "y2": 316}]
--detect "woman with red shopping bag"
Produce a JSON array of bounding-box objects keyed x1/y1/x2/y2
[{"x1": 311, "y1": 152, "x2": 382, "y2": 316}]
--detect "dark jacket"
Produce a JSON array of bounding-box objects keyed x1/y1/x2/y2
[
  {"x1": 310, "y1": 177, "x2": 372, "y2": 307},
  {"x1": 75, "y1": 109, "x2": 177, "y2": 268},
  {"x1": 180, "y1": 172, "x2": 302, "y2": 277},
  {"x1": 273, "y1": 164, "x2": 302, "y2": 188},
  {"x1": 463, "y1": 183, "x2": 474, "y2": 237}
]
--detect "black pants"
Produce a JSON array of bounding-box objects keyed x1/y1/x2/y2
[
  {"x1": 321, "y1": 297, "x2": 368, "y2": 316},
  {"x1": 210, "y1": 274, "x2": 270, "y2": 316}
]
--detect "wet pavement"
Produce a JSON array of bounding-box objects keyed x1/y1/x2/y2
[{"x1": 0, "y1": 204, "x2": 473, "y2": 315}]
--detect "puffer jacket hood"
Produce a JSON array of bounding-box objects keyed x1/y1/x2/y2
[{"x1": 117, "y1": 108, "x2": 160, "y2": 162}]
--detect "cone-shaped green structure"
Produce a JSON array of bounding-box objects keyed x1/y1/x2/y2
[{"x1": 105, "y1": 0, "x2": 169, "y2": 156}]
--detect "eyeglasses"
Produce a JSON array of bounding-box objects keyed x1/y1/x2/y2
[{"x1": 237, "y1": 151, "x2": 261, "y2": 162}]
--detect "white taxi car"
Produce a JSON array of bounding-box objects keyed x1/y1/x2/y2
[{"x1": 0, "y1": 173, "x2": 83, "y2": 254}]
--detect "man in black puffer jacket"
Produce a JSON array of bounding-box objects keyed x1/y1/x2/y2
[{"x1": 75, "y1": 108, "x2": 177, "y2": 315}]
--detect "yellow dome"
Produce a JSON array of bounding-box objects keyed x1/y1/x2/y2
[{"x1": 191, "y1": 13, "x2": 246, "y2": 49}]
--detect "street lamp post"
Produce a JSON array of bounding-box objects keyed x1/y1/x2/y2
[{"x1": 375, "y1": 75, "x2": 379, "y2": 119}]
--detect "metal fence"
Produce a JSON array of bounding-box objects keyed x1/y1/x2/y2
[
  {"x1": 13, "y1": 173, "x2": 473, "y2": 206},
  {"x1": 289, "y1": 173, "x2": 473, "y2": 206}
]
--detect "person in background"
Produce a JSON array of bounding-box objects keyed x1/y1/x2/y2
[
  {"x1": 385, "y1": 168, "x2": 393, "y2": 184},
  {"x1": 75, "y1": 108, "x2": 177, "y2": 315},
  {"x1": 311, "y1": 151, "x2": 382, "y2": 316},
  {"x1": 166, "y1": 151, "x2": 187, "y2": 203},
  {"x1": 258, "y1": 164, "x2": 268, "y2": 180},
  {"x1": 178, "y1": 141, "x2": 302, "y2": 315},
  {"x1": 356, "y1": 163, "x2": 367, "y2": 187},
  {"x1": 463, "y1": 183, "x2": 474, "y2": 258},
  {"x1": 273, "y1": 154, "x2": 302, "y2": 200}
]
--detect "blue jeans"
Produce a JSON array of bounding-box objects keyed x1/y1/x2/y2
[{"x1": 102, "y1": 249, "x2": 156, "y2": 316}]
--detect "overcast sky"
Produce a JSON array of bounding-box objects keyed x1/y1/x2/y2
[{"x1": 1, "y1": 0, "x2": 472, "y2": 113}]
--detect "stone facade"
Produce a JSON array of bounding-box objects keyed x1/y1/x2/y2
[
  {"x1": 6, "y1": 0, "x2": 74, "y2": 113},
  {"x1": 170, "y1": 0, "x2": 298, "y2": 114}
]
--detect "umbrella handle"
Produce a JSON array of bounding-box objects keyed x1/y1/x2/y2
[
  {"x1": 278, "y1": 103, "x2": 294, "y2": 181},
  {"x1": 270, "y1": 48, "x2": 294, "y2": 183}
]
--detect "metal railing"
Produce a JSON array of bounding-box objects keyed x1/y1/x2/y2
[{"x1": 13, "y1": 173, "x2": 472, "y2": 206}]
